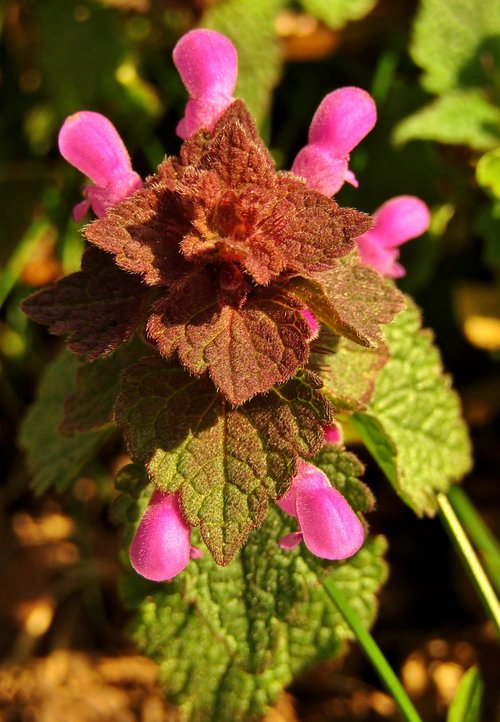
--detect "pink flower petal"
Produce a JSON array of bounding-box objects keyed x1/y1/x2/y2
[
  {"x1": 356, "y1": 196, "x2": 430, "y2": 277},
  {"x1": 59, "y1": 111, "x2": 137, "y2": 187},
  {"x1": 323, "y1": 422, "x2": 343, "y2": 445},
  {"x1": 276, "y1": 460, "x2": 331, "y2": 517},
  {"x1": 296, "y1": 486, "x2": 364, "y2": 560},
  {"x1": 291, "y1": 87, "x2": 376, "y2": 195},
  {"x1": 190, "y1": 546, "x2": 203, "y2": 560},
  {"x1": 176, "y1": 95, "x2": 235, "y2": 140},
  {"x1": 308, "y1": 87, "x2": 377, "y2": 157},
  {"x1": 371, "y1": 196, "x2": 431, "y2": 248},
  {"x1": 59, "y1": 111, "x2": 142, "y2": 219},
  {"x1": 292, "y1": 145, "x2": 348, "y2": 198},
  {"x1": 173, "y1": 29, "x2": 237, "y2": 139},
  {"x1": 129, "y1": 492, "x2": 192, "y2": 582},
  {"x1": 301, "y1": 308, "x2": 319, "y2": 338},
  {"x1": 356, "y1": 233, "x2": 400, "y2": 278},
  {"x1": 278, "y1": 531, "x2": 303, "y2": 551}
]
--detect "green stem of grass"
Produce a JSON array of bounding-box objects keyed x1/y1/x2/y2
[
  {"x1": 324, "y1": 577, "x2": 423, "y2": 722},
  {"x1": 447, "y1": 486, "x2": 500, "y2": 596},
  {"x1": 437, "y1": 492, "x2": 500, "y2": 636}
]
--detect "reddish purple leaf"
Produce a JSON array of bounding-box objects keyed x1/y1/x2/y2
[{"x1": 22, "y1": 248, "x2": 149, "y2": 359}]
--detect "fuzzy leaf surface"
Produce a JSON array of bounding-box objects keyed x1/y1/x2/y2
[
  {"x1": 148, "y1": 274, "x2": 312, "y2": 405},
  {"x1": 410, "y1": 0, "x2": 500, "y2": 94},
  {"x1": 22, "y1": 247, "x2": 148, "y2": 360},
  {"x1": 290, "y1": 254, "x2": 404, "y2": 348},
  {"x1": 19, "y1": 351, "x2": 111, "y2": 494},
  {"x1": 310, "y1": 333, "x2": 389, "y2": 412},
  {"x1": 117, "y1": 462, "x2": 387, "y2": 722},
  {"x1": 62, "y1": 339, "x2": 152, "y2": 432},
  {"x1": 83, "y1": 102, "x2": 369, "y2": 402},
  {"x1": 352, "y1": 300, "x2": 472, "y2": 515},
  {"x1": 115, "y1": 358, "x2": 332, "y2": 563}
]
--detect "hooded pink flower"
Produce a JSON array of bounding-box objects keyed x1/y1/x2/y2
[
  {"x1": 277, "y1": 460, "x2": 364, "y2": 560},
  {"x1": 58, "y1": 111, "x2": 142, "y2": 221},
  {"x1": 130, "y1": 490, "x2": 201, "y2": 582},
  {"x1": 173, "y1": 29, "x2": 237, "y2": 140},
  {"x1": 292, "y1": 87, "x2": 377, "y2": 197},
  {"x1": 323, "y1": 422, "x2": 343, "y2": 446},
  {"x1": 356, "y1": 195, "x2": 431, "y2": 277}
]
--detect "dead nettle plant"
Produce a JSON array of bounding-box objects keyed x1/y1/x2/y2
[{"x1": 22, "y1": 29, "x2": 478, "y2": 722}]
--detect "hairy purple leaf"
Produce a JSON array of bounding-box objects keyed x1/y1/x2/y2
[{"x1": 22, "y1": 247, "x2": 149, "y2": 359}]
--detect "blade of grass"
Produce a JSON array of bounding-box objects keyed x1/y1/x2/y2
[
  {"x1": 0, "y1": 218, "x2": 53, "y2": 308},
  {"x1": 324, "y1": 576, "x2": 423, "y2": 722},
  {"x1": 447, "y1": 485, "x2": 500, "y2": 596},
  {"x1": 438, "y1": 492, "x2": 500, "y2": 636}
]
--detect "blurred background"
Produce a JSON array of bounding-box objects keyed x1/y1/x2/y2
[{"x1": 0, "y1": 0, "x2": 499, "y2": 720}]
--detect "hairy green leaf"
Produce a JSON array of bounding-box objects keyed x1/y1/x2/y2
[
  {"x1": 19, "y1": 351, "x2": 111, "y2": 494},
  {"x1": 394, "y1": 91, "x2": 500, "y2": 151},
  {"x1": 290, "y1": 254, "x2": 404, "y2": 348},
  {"x1": 410, "y1": 0, "x2": 500, "y2": 95},
  {"x1": 352, "y1": 300, "x2": 472, "y2": 515},
  {"x1": 300, "y1": 0, "x2": 378, "y2": 30},
  {"x1": 117, "y1": 465, "x2": 386, "y2": 722},
  {"x1": 310, "y1": 332, "x2": 389, "y2": 412},
  {"x1": 115, "y1": 358, "x2": 333, "y2": 563},
  {"x1": 62, "y1": 338, "x2": 152, "y2": 432}
]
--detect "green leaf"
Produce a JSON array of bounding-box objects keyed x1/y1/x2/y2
[
  {"x1": 352, "y1": 300, "x2": 472, "y2": 516},
  {"x1": 410, "y1": 0, "x2": 500, "y2": 95},
  {"x1": 19, "y1": 351, "x2": 111, "y2": 494},
  {"x1": 61, "y1": 338, "x2": 152, "y2": 432},
  {"x1": 115, "y1": 358, "x2": 333, "y2": 563},
  {"x1": 476, "y1": 147, "x2": 500, "y2": 199},
  {"x1": 447, "y1": 667, "x2": 484, "y2": 722},
  {"x1": 394, "y1": 91, "x2": 500, "y2": 150},
  {"x1": 202, "y1": 0, "x2": 286, "y2": 127},
  {"x1": 118, "y1": 467, "x2": 387, "y2": 722},
  {"x1": 300, "y1": 0, "x2": 378, "y2": 30},
  {"x1": 290, "y1": 254, "x2": 404, "y2": 349},
  {"x1": 310, "y1": 332, "x2": 389, "y2": 412}
]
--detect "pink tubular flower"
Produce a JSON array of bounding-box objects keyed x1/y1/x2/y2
[
  {"x1": 300, "y1": 308, "x2": 319, "y2": 339},
  {"x1": 323, "y1": 422, "x2": 343, "y2": 446},
  {"x1": 356, "y1": 195, "x2": 431, "y2": 278},
  {"x1": 291, "y1": 87, "x2": 377, "y2": 197},
  {"x1": 173, "y1": 29, "x2": 237, "y2": 140},
  {"x1": 58, "y1": 111, "x2": 142, "y2": 221},
  {"x1": 129, "y1": 491, "x2": 201, "y2": 582},
  {"x1": 277, "y1": 460, "x2": 364, "y2": 560}
]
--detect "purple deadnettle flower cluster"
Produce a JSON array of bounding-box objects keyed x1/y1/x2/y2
[{"x1": 30, "y1": 29, "x2": 430, "y2": 582}]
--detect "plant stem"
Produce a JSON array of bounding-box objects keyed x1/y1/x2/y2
[
  {"x1": 447, "y1": 486, "x2": 500, "y2": 596},
  {"x1": 324, "y1": 577, "x2": 423, "y2": 722},
  {"x1": 437, "y1": 492, "x2": 500, "y2": 636}
]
